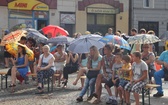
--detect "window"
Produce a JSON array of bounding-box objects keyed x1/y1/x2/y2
[{"x1": 143, "y1": 0, "x2": 154, "y2": 8}]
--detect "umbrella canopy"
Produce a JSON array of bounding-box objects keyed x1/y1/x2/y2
[
  {"x1": 5, "y1": 42, "x2": 34, "y2": 61},
  {"x1": 99, "y1": 35, "x2": 131, "y2": 50},
  {"x1": 68, "y1": 34, "x2": 105, "y2": 53},
  {"x1": 46, "y1": 36, "x2": 74, "y2": 44},
  {"x1": 159, "y1": 31, "x2": 168, "y2": 41},
  {"x1": 1, "y1": 30, "x2": 27, "y2": 45},
  {"x1": 41, "y1": 25, "x2": 69, "y2": 37},
  {"x1": 127, "y1": 34, "x2": 161, "y2": 44},
  {"x1": 25, "y1": 28, "x2": 48, "y2": 43}
]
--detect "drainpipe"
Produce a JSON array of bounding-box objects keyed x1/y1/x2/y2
[{"x1": 128, "y1": 0, "x2": 132, "y2": 35}]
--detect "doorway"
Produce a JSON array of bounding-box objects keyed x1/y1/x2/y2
[{"x1": 37, "y1": 20, "x2": 48, "y2": 30}]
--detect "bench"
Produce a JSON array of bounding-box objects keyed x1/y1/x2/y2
[
  {"x1": 0, "y1": 71, "x2": 8, "y2": 89},
  {"x1": 27, "y1": 73, "x2": 60, "y2": 92},
  {"x1": 141, "y1": 84, "x2": 160, "y2": 105}
]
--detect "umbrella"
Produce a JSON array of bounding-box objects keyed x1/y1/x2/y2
[
  {"x1": 1, "y1": 30, "x2": 27, "y2": 45},
  {"x1": 25, "y1": 28, "x2": 48, "y2": 43},
  {"x1": 160, "y1": 31, "x2": 168, "y2": 41},
  {"x1": 41, "y1": 25, "x2": 69, "y2": 37},
  {"x1": 46, "y1": 36, "x2": 74, "y2": 44},
  {"x1": 68, "y1": 34, "x2": 105, "y2": 53},
  {"x1": 99, "y1": 35, "x2": 131, "y2": 50},
  {"x1": 5, "y1": 42, "x2": 34, "y2": 61},
  {"x1": 127, "y1": 34, "x2": 161, "y2": 44},
  {"x1": 9, "y1": 23, "x2": 27, "y2": 32}
]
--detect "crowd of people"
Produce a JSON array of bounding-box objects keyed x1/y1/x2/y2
[{"x1": 1, "y1": 27, "x2": 168, "y2": 105}]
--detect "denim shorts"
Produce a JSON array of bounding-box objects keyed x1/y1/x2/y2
[{"x1": 119, "y1": 78, "x2": 129, "y2": 88}]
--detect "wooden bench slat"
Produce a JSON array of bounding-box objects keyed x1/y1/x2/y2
[
  {"x1": 146, "y1": 84, "x2": 160, "y2": 88},
  {"x1": 0, "y1": 72, "x2": 7, "y2": 75}
]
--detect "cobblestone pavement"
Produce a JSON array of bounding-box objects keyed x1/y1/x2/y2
[{"x1": 0, "y1": 68, "x2": 168, "y2": 105}]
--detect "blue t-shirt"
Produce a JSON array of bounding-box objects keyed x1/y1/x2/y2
[
  {"x1": 159, "y1": 50, "x2": 168, "y2": 70},
  {"x1": 81, "y1": 58, "x2": 88, "y2": 67},
  {"x1": 92, "y1": 55, "x2": 102, "y2": 69},
  {"x1": 159, "y1": 50, "x2": 168, "y2": 63}
]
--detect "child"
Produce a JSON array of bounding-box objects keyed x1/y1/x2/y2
[
  {"x1": 124, "y1": 52, "x2": 148, "y2": 105},
  {"x1": 105, "y1": 53, "x2": 123, "y2": 104},
  {"x1": 118, "y1": 55, "x2": 132, "y2": 104}
]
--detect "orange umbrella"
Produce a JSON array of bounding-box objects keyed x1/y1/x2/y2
[
  {"x1": 1, "y1": 30, "x2": 27, "y2": 45},
  {"x1": 5, "y1": 42, "x2": 34, "y2": 61}
]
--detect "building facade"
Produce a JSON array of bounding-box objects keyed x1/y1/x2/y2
[
  {"x1": 0, "y1": 0, "x2": 129, "y2": 37},
  {"x1": 131, "y1": 0, "x2": 168, "y2": 53}
]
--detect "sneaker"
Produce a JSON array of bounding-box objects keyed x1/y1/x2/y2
[
  {"x1": 106, "y1": 99, "x2": 117, "y2": 105},
  {"x1": 153, "y1": 92, "x2": 164, "y2": 97},
  {"x1": 76, "y1": 96, "x2": 83, "y2": 102}
]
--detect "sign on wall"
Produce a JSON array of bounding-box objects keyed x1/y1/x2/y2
[
  {"x1": 60, "y1": 14, "x2": 75, "y2": 24},
  {"x1": 87, "y1": 8, "x2": 119, "y2": 14},
  {"x1": 8, "y1": 0, "x2": 49, "y2": 11}
]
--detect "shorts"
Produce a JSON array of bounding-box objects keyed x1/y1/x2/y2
[
  {"x1": 105, "y1": 77, "x2": 119, "y2": 88},
  {"x1": 4, "y1": 51, "x2": 11, "y2": 58},
  {"x1": 119, "y1": 78, "x2": 129, "y2": 88}
]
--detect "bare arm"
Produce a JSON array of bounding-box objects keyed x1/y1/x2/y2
[
  {"x1": 136, "y1": 70, "x2": 147, "y2": 82},
  {"x1": 70, "y1": 53, "x2": 78, "y2": 63}
]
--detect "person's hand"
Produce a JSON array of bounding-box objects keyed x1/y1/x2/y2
[
  {"x1": 112, "y1": 79, "x2": 116, "y2": 84},
  {"x1": 37, "y1": 66, "x2": 41, "y2": 71},
  {"x1": 133, "y1": 80, "x2": 139, "y2": 84},
  {"x1": 104, "y1": 73, "x2": 108, "y2": 77}
]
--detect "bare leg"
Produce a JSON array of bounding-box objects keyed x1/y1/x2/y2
[
  {"x1": 80, "y1": 78, "x2": 84, "y2": 88},
  {"x1": 73, "y1": 69, "x2": 86, "y2": 85},
  {"x1": 125, "y1": 91, "x2": 130, "y2": 104},
  {"x1": 134, "y1": 92, "x2": 140, "y2": 105},
  {"x1": 118, "y1": 86, "x2": 123, "y2": 100},
  {"x1": 105, "y1": 85, "x2": 113, "y2": 96},
  {"x1": 11, "y1": 66, "x2": 17, "y2": 84},
  {"x1": 5, "y1": 58, "x2": 9, "y2": 67},
  {"x1": 57, "y1": 71, "x2": 62, "y2": 87}
]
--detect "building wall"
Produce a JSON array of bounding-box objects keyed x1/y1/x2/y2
[
  {"x1": 116, "y1": 0, "x2": 129, "y2": 34},
  {"x1": 132, "y1": 0, "x2": 168, "y2": 53},
  {"x1": 0, "y1": 6, "x2": 8, "y2": 38}
]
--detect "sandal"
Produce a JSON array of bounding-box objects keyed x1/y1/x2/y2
[
  {"x1": 9, "y1": 84, "x2": 16, "y2": 87},
  {"x1": 77, "y1": 87, "x2": 83, "y2": 90},
  {"x1": 92, "y1": 99, "x2": 101, "y2": 104},
  {"x1": 87, "y1": 95, "x2": 93, "y2": 101},
  {"x1": 92, "y1": 93, "x2": 98, "y2": 98}
]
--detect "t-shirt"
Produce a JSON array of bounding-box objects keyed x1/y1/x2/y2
[
  {"x1": 121, "y1": 63, "x2": 132, "y2": 80},
  {"x1": 159, "y1": 50, "x2": 168, "y2": 70},
  {"x1": 112, "y1": 62, "x2": 123, "y2": 78},
  {"x1": 81, "y1": 58, "x2": 88, "y2": 67},
  {"x1": 132, "y1": 60, "x2": 148, "y2": 82},
  {"x1": 91, "y1": 55, "x2": 102, "y2": 69},
  {"x1": 40, "y1": 53, "x2": 56, "y2": 71}
]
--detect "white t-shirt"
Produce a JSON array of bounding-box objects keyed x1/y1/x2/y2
[
  {"x1": 40, "y1": 53, "x2": 56, "y2": 71},
  {"x1": 132, "y1": 60, "x2": 148, "y2": 82}
]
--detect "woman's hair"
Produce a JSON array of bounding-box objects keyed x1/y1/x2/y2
[
  {"x1": 122, "y1": 55, "x2": 131, "y2": 63},
  {"x1": 90, "y1": 46, "x2": 100, "y2": 61},
  {"x1": 57, "y1": 44, "x2": 63, "y2": 49},
  {"x1": 43, "y1": 45, "x2": 50, "y2": 51},
  {"x1": 147, "y1": 30, "x2": 155, "y2": 35},
  {"x1": 18, "y1": 45, "x2": 26, "y2": 57},
  {"x1": 81, "y1": 53, "x2": 86, "y2": 59},
  {"x1": 133, "y1": 51, "x2": 141, "y2": 59},
  {"x1": 104, "y1": 44, "x2": 114, "y2": 52}
]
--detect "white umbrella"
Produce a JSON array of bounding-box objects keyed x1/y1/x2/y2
[
  {"x1": 127, "y1": 34, "x2": 161, "y2": 44},
  {"x1": 68, "y1": 34, "x2": 105, "y2": 53},
  {"x1": 25, "y1": 28, "x2": 48, "y2": 43},
  {"x1": 46, "y1": 36, "x2": 74, "y2": 44}
]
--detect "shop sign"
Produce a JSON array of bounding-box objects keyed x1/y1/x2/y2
[
  {"x1": 87, "y1": 8, "x2": 119, "y2": 14},
  {"x1": 8, "y1": 0, "x2": 49, "y2": 11}
]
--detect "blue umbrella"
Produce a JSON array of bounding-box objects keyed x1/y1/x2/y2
[{"x1": 99, "y1": 35, "x2": 131, "y2": 50}]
